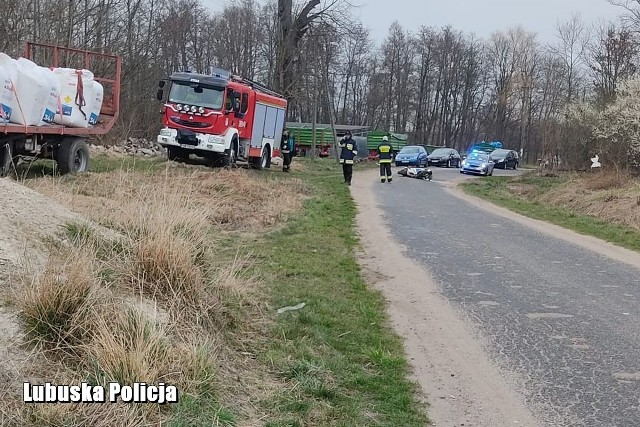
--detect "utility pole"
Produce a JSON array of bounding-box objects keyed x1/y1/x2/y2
[
  {"x1": 321, "y1": 39, "x2": 339, "y2": 163},
  {"x1": 312, "y1": 80, "x2": 317, "y2": 158},
  {"x1": 326, "y1": 71, "x2": 338, "y2": 163}
]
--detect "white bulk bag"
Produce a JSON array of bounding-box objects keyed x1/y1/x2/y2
[
  {"x1": 52, "y1": 67, "x2": 95, "y2": 128},
  {"x1": 0, "y1": 53, "x2": 18, "y2": 124},
  {"x1": 87, "y1": 80, "x2": 104, "y2": 126},
  {"x1": 38, "y1": 66, "x2": 60, "y2": 126},
  {"x1": 10, "y1": 57, "x2": 53, "y2": 126}
]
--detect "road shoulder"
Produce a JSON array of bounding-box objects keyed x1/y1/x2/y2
[{"x1": 350, "y1": 168, "x2": 541, "y2": 426}]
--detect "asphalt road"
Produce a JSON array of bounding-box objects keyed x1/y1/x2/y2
[{"x1": 372, "y1": 164, "x2": 640, "y2": 427}]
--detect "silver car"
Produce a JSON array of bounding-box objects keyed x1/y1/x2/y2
[{"x1": 460, "y1": 151, "x2": 495, "y2": 176}]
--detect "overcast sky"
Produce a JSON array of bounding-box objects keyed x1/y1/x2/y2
[{"x1": 205, "y1": 0, "x2": 625, "y2": 45}]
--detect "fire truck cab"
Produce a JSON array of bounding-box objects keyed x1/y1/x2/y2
[{"x1": 155, "y1": 68, "x2": 287, "y2": 169}]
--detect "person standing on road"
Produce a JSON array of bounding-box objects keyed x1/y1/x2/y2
[
  {"x1": 339, "y1": 130, "x2": 358, "y2": 185},
  {"x1": 377, "y1": 135, "x2": 393, "y2": 183},
  {"x1": 280, "y1": 129, "x2": 292, "y2": 172}
]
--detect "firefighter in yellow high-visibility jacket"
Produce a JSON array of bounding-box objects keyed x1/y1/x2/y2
[{"x1": 377, "y1": 136, "x2": 394, "y2": 183}]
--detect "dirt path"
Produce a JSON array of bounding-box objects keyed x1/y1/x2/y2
[{"x1": 350, "y1": 168, "x2": 542, "y2": 426}]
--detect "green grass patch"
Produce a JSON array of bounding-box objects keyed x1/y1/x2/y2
[
  {"x1": 167, "y1": 395, "x2": 236, "y2": 427},
  {"x1": 460, "y1": 173, "x2": 640, "y2": 252},
  {"x1": 251, "y1": 158, "x2": 428, "y2": 426},
  {"x1": 63, "y1": 220, "x2": 128, "y2": 262},
  {"x1": 16, "y1": 153, "x2": 167, "y2": 179},
  {"x1": 89, "y1": 153, "x2": 167, "y2": 173}
]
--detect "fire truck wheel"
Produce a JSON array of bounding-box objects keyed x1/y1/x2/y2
[
  {"x1": 167, "y1": 146, "x2": 188, "y2": 162},
  {"x1": 252, "y1": 145, "x2": 271, "y2": 170},
  {"x1": 224, "y1": 136, "x2": 239, "y2": 167}
]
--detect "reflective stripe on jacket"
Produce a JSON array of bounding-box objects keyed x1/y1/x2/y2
[
  {"x1": 339, "y1": 138, "x2": 357, "y2": 164},
  {"x1": 377, "y1": 142, "x2": 393, "y2": 163},
  {"x1": 280, "y1": 135, "x2": 291, "y2": 153}
]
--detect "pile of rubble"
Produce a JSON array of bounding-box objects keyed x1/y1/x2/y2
[{"x1": 89, "y1": 138, "x2": 166, "y2": 157}]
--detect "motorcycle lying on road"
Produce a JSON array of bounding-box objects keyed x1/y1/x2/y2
[{"x1": 397, "y1": 166, "x2": 433, "y2": 181}]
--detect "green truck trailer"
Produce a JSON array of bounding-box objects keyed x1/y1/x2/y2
[
  {"x1": 284, "y1": 124, "x2": 334, "y2": 156},
  {"x1": 367, "y1": 131, "x2": 409, "y2": 152},
  {"x1": 367, "y1": 131, "x2": 445, "y2": 154},
  {"x1": 285, "y1": 126, "x2": 333, "y2": 145}
]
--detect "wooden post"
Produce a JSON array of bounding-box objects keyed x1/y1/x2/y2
[
  {"x1": 312, "y1": 94, "x2": 317, "y2": 158},
  {"x1": 324, "y1": 61, "x2": 338, "y2": 163}
]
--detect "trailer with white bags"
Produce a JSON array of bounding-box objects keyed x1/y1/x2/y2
[{"x1": 0, "y1": 42, "x2": 122, "y2": 177}]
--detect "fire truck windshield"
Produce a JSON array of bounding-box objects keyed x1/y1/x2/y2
[{"x1": 168, "y1": 82, "x2": 224, "y2": 110}]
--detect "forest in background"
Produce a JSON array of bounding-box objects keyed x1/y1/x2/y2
[{"x1": 2, "y1": 0, "x2": 640, "y2": 169}]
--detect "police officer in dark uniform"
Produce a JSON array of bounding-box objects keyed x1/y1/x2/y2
[
  {"x1": 280, "y1": 129, "x2": 292, "y2": 172},
  {"x1": 339, "y1": 130, "x2": 358, "y2": 185},
  {"x1": 377, "y1": 135, "x2": 394, "y2": 183}
]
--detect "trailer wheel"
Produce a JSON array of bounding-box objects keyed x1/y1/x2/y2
[
  {"x1": 224, "y1": 136, "x2": 238, "y2": 168},
  {"x1": 56, "y1": 137, "x2": 90, "y2": 174},
  {"x1": 251, "y1": 145, "x2": 271, "y2": 170},
  {"x1": 0, "y1": 142, "x2": 14, "y2": 178}
]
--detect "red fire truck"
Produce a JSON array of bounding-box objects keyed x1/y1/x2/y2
[{"x1": 155, "y1": 68, "x2": 287, "y2": 169}]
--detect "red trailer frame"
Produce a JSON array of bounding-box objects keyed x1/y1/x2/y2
[
  {"x1": 0, "y1": 42, "x2": 122, "y2": 136},
  {"x1": 0, "y1": 42, "x2": 122, "y2": 176}
]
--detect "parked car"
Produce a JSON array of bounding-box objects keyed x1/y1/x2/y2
[
  {"x1": 490, "y1": 148, "x2": 519, "y2": 169},
  {"x1": 460, "y1": 151, "x2": 494, "y2": 176},
  {"x1": 394, "y1": 145, "x2": 429, "y2": 167},
  {"x1": 427, "y1": 147, "x2": 461, "y2": 167}
]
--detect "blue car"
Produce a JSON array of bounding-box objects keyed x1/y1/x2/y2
[
  {"x1": 460, "y1": 151, "x2": 494, "y2": 176},
  {"x1": 394, "y1": 145, "x2": 428, "y2": 167}
]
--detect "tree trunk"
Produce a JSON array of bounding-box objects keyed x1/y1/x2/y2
[{"x1": 276, "y1": 0, "x2": 321, "y2": 114}]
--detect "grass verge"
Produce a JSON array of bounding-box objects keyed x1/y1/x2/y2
[
  {"x1": 251, "y1": 159, "x2": 428, "y2": 425},
  {"x1": 459, "y1": 171, "x2": 640, "y2": 252}
]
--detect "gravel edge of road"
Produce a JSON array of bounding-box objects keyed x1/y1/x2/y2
[{"x1": 350, "y1": 167, "x2": 543, "y2": 426}]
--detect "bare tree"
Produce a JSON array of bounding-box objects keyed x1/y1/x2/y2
[
  {"x1": 548, "y1": 12, "x2": 590, "y2": 102},
  {"x1": 487, "y1": 30, "x2": 518, "y2": 142},
  {"x1": 588, "y1": 23, "x2": 639, "y2": 106},
  {"x1": 275, "y1": 0, "x2": 344, "y2": 101},
  {"x1": 376, "y1": 21, "x2": 414, "y2": 132},
  {"x1": 336, "y1": 24, "x2": 371, "y2": 124},
  {"x1": 608, "y1": 0, "x2": 640, "y2": 31}
]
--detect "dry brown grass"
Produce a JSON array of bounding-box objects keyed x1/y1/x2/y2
[
  {"x1": 15, "y1": 247, "x2": 99, "y2": 354},
  {"x1": 169, "y1": 334, "x2": 219, "y2": 395},
  {"x1": 132, "y1": 229, "x2": 208, "y2": 305},
  {"x1": 7, "y1": 163, "x2": 307, "y2": 425},
  {"x1": 582, "y1": 170, "x2": 632, "y2": 191},
  {"x1": 88, "y1": 307, "x2": 170, "y2": 386},
  {"x1": 536, "y1": 172, "x2": 640, "y2": 230},
  {"x1": 209, "y1": 168, "x2": 307, "y2": 229},
  {"x1": 19, "y1": 392, "x2": 144, "y2": 427},
  {"x1": 26, "y1": 165, "x2": 308, "y2": 232},
  {"x1": 11, "y1": 236, "x2": 229, "y2": 424}
]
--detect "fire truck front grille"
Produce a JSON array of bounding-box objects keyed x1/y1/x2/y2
[{"x1": 170, "y1": 118, "x2": 209, "y2": 128}]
